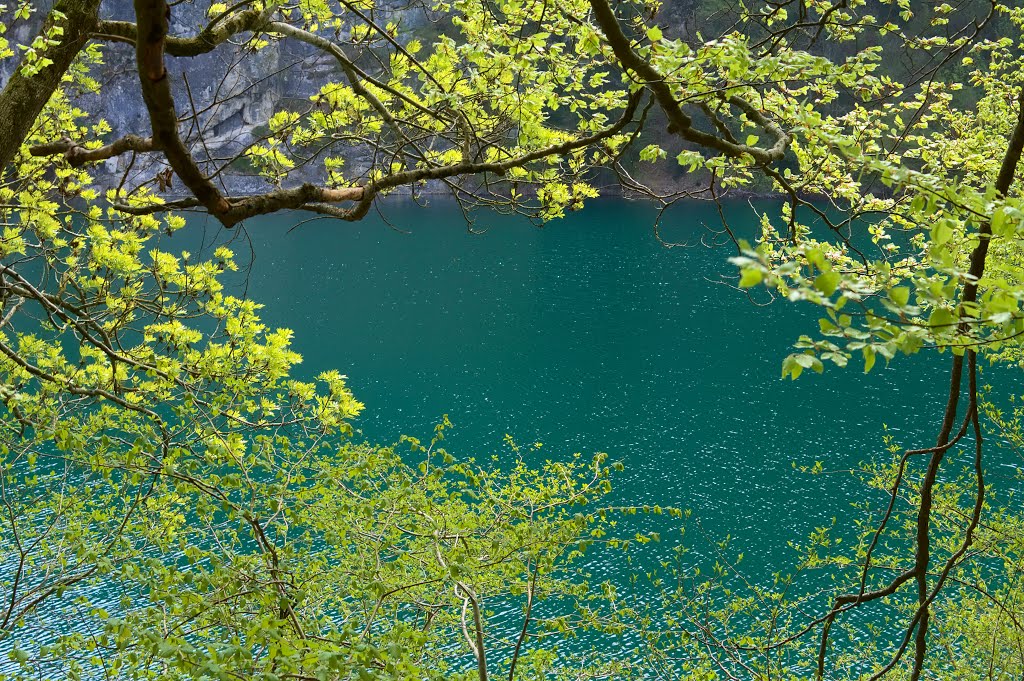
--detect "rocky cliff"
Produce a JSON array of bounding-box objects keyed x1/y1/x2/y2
[{"x1": 0, "y1": 0, "x2": 707, "y2": 195}]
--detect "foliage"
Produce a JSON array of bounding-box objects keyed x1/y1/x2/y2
[
  {"x1": 608, "y1": 0, "x2": 1024, "y2": 678},
  {"x1": 0, "y1": 5, "x2": 647, "y2": 677},
  {"x1": 4, "y1": 0, "x2": 1024, "y2": 679},
  {"x1": 0, "y1": 97, "x2": 635, "y2": 675}
]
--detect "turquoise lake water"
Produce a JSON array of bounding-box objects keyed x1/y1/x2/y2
[
  {"x1": 8, "y1": 197, "x2": 1024, "y2": 677},
  {"x1": 169, "y1": 196, "x2": 1014, "y2": 584}
]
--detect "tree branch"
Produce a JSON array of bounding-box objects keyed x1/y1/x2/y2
[
  {"x1": 0, "y1": 0, "x2": 103, "y2": 171},
  {"x1": 586, "y1": 0, "x2": 789, "y2": 164},
  {"x1": 907, "y1": 86, "x2": 1024, "y2": 681},
  {"x1": 113, "y1": 91, "x2": 643, "y2": 222},
  {"x1": 97, "y1": 7, "x2": 268, "y2": 57},
  {"x1": 133, "y1": 0, "x2": 232, "y2": 218},
  {"x1": 29, "y1": 135, "x2": 158, "y2": 167}
]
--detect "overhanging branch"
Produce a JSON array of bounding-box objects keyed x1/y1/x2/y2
[
  {"x1": 97, "y1": 7, "x2": 269, "y2": 57},
  {"x1": 29, "y1": 135, "x2": 158, "y2": 167},
  {"x1": 133, "y1": 0, "x2": 232, "y2": 218},
  {"x1": 586, "y1": 0, "x2": 790, "y2": 165},
  {"x1": 112, "y1": 91, "x2": 643, "y2": 222}
]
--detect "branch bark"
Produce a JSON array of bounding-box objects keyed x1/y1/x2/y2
[
  {"x1": 29, "y1": 135, "x2": 157, "y2": 167},
  {"x1": 114, "y1": 91, "x2": 643, "y2": 222},
  {"x1": 97, "y1": 8, "x2": 268, "y2": 57},
  {"x1": 0, "y1": 0, "x2": 103, "y2": 171},
  {"x1": 586, "y1": 0, "x2": 789, "y2": 164},
  {"x1": 812, "y1": 88, "x2": 1024, "y2": 681},
  {"x1": 507, "y1": 564, "x2": 537, "y2": 681},
  {"x1": 907, "y1": 87, "x2": 1024, "y2": 681},
  {"x1": 133, "y1": 0, "x2": 232, "y2": 219},
  {"x1": 455, "y1": 583, "x2": 488, "y2": 681}
]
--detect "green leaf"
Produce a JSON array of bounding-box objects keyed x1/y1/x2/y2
[
  {"x1": 992, "y1": 207, "x2": 1010, "y2": 237},
  {"x1": 794, "y1": 353, "x2": 824, "y2": 374},
  {"x1": 931, "y1": 220, "x2": 953, "y2": 246},
  {"x1": 814, "y1": 271, "x2": 841, "y2": 296},
  {"x1": 739, "y1": 267, "x2": 764, "y2": 288},
  {"x1": 889, "y1": 287, "x2": 910, "y2": 307},
  {"x1": 863, "y1": 346, "x2": 876, "y2": 373},
  {"x1": 782, "y1": 355, "x2": 803, "y2": 380},
  {"x1": 646, "y1": 26, "x2": 663, "y2": 42},
  {"x1": 805, "y1": 248, "x2": 826, "y2": 270},
  {"x1": 929, "y1": 307, "x2": 955, "y2": 328}
]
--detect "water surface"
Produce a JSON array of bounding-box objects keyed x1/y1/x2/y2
[{"x1": 167, "y1": 197, "x2": 997, "y2": 580}]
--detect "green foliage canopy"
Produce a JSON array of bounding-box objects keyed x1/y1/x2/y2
[{"x1": 4, "y1": 0, "x2": 1024, "y2": 679}]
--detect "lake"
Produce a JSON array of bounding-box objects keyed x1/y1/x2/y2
[
  {"x1": 6, "y1": 196, "x2": 1022, "y2": 678},
  {"x1": 169, "y1": 196, "x2": 998, "y2": 582}
]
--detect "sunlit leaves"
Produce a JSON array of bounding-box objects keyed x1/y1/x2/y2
[{"x1": 0, "y1": 23, "x2": 639, "y2": 677}]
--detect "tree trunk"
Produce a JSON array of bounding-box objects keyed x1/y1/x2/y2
[{"x1": 0, "y1": 0, "x2": 102, "y2": 171}]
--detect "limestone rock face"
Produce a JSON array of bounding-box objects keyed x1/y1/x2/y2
[
  {"x1": 97, "y1": 1, "x2": 289, "y2": 152},
  {"x1": 1, "y1": 0, "x2": 696, "y2": 192}
]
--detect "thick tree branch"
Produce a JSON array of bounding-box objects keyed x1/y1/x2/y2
[
  {"x1": 97, "y1": 8, "x2": 268, "y2": 57},
  {"x1": 133, "y1": 0, "x2": 231, "y2": 217},
  {"x1": 29, "y1": 135, "x2": 157, "y2": 167},
  {"x1": 0, "y1": 0, "x2": 103, "y2": 171},
  {"x1": 93, "y1": 2, "x2": 646, "y2": 228},
  {"x1": 112, "y1": 185, "x2": 364, "y2": 216},
  {"x1": 586, "y1": 0, "x2": 789, "y2": 164},
  {"x1": 114, "y1": 91, "x2": 643, "y2": 222}
]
